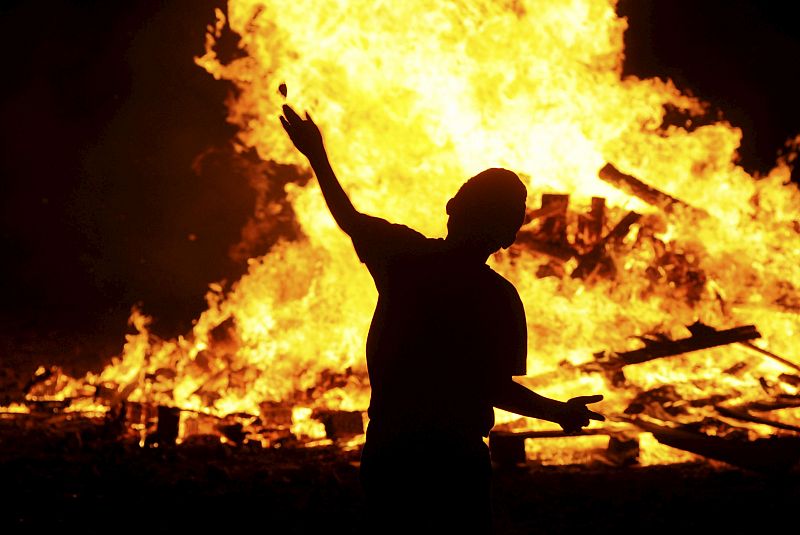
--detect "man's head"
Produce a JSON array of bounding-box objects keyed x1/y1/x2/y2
[{"x1": 446, "y1": 168, "x2": 527, "y2": 253}]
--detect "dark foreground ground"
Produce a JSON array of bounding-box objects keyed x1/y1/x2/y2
[{"x1": 1, "y1": 413, "x2": 798, "y2": 535}]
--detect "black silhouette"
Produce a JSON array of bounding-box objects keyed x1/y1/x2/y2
[{"x1": 280, "y1": 103, "x2": 604, "y2": 533}]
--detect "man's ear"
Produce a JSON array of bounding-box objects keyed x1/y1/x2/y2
[{"x1": 446, "y1": 198, "x2": 454, "y2": 215}]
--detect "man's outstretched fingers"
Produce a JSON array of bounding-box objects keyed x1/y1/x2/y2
[
  {"x1": 574, "y1": 394, "x2": 604, "y2": 404},
  {"x1": 282, "y1": 104, "x2": 302, "y2": 123},
  {"x1": 588, "y1": 410, "x2": 605, "y2": 421}
]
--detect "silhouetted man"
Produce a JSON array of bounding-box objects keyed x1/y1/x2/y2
[{"x1": 280, "y1": 104, "x2": 604, "y2": 533}]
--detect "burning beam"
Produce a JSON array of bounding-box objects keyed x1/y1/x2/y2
[
  {"x1": 627, "y1": 415, "x2": 800, "y2": 474},
  {"x1": 610, "y1": 324, "x2": 761, "y2": 366},
  {"x1": 737, "y1": 341, "x2": 800, "y2": 373},
  {"x1": 571, "y1": 210, "x2": 641, "y2": 279},
  {"x1": 598, "y1": 163, "x2": 708, "y2": 219},
  {"x1": 715, "y1": 404, "x2": 800, "y2": 434}
]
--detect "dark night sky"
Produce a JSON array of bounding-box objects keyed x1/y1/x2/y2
[{"x1": 0, "y1": 1, "x2": 798, "y2": 371}]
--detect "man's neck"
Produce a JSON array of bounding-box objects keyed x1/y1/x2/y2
[{"x1": 443, "y1": 236, "x2": 494, "y2": 265}]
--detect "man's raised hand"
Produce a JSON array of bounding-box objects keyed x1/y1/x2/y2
[{"x1": 279, "y1": 104, "x2": 325, "y2": 159}]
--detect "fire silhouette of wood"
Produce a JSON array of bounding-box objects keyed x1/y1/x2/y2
[
  {"x1": 524, "y1": 323, "x2": 765, "y2": 396},
  {"x1": 519, "y1": 193, "x2": 577, "y2": 262},
  {"x1": 149, "y1": 405, "x2": 180, "y2": 446},
  {"x1": 521, "y1": 165, "x2": 716, "y2": 283},
  {"x1": 495, "y1": 322, "x2": 799, "y2": 470},
  {"x1": 626, "y1": 415, "x2": 800, "y2": 474},
  {"x1": 570, "y1": 210, "x2": 642, "y2": 279},
  {"x1": 608, "y1": 323, "x2": 761, "y2": 367},
  {"x1": 551, "y1": 323, "x2": 764, "y2": 380},
  {"x1": 576, "y1": 197, "x2": 606, "y2": 250},
  {"x1": 598, "y1": 163, "x2": 708, "y2": 219},
  {"x1": 519, "y1": 193, "x2": 642, "y2": 279},
  {"x1": 526, "y1": 193, "x2": 570, "y2": 223},
  {"x1": 489, "y1": 428, "x2": 607, "y2": 463},
  {"x1": 737, "y1": 341, "x2": 800, "y2": 373},
  {"x1": 715, "y1": 401, "x2": 800, "y2": 434},
  {"x1": 313, "y1": 409, "x2": 364, "y2": 441}
]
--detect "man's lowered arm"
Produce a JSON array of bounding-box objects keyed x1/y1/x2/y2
[{"x1": 491, "y1": 379, "x2": 605, "y2": 433}]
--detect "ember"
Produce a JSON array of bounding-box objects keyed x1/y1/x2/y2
[{"x1": 2, "y1": 0, "x2": 800, "y2": 475}]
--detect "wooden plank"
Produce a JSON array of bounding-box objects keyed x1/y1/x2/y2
[
  {"x1": 517, "y1": 193, "x2": 577, "y2": 262},
  {"x1": 571, "y1": 211, "x2": 641, "y2": 279},
  {"x1": 491, "y1": 428, "x2": 613, "y2": 439},
  {"x1": 576, "y1": 196, "x2": 606, "y2": 251},
  {"x1": 629, "y1": 416, "x2": 800, "y2": 474},
  {"x1": 489, "y1": 428, "x2": 615, "y2": 467},
  {"x1": 537, "y1": 193, "x2": 570, "y2": 244},
  {"x1": 715, "y1": 404, "x2": 800, "y2": 434},
  {"x1": 612, "y1": 325, "x2": 761, "y2": 366},
  {"x1": 526, "y1": 324, "x2": 763, "y2": 390},
  {"x1": 489, "y1": 428, "x2": 636, "y2": 468},
  {"x1": 149, "y1": 405, "x2": 180, "y2": 446},
  {"x1": 598, "y1": 163, "x2": 707, "y2": 219},
  {"x1": 314, "y1": 410, "x2": 364, "y2": 441},
  {"x1": 520, "y1": 238, "x2": 577, "y2": 262},
  {"x1": 737, "y1": 341, "x2": 800, "y2": 373}
]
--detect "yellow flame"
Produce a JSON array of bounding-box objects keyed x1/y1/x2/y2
[
  {"x1": 10, "y1": 0, "x2": 798, "y2": 464},
  {"x1": 195, "y1": 0, "x2": 800, "y2": 449}
]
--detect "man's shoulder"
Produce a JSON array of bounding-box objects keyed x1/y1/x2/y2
[
  {"x1": 483, "y1": 266, "x2": 518, "y2": 291},
  {"x1": 360, "y1": 214, "x2": 430, "y2": 243},
  {"x1": 351, "y1": 214, "x2": 439, "y2": 269},
  {"x1": 482, "y1": 267, "x2": 524, "y2": 308}
]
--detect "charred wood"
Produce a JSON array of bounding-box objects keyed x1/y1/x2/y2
[
  {"x1": 518, "y1": 194, "x2": 577, "y2": 262},
  {"x1": 779, "y1": 374, "x2": 800, "y2": 388},
  {"x1": 181, "y1": 410, "x2": 226, "y2": 438},
  {"x1": 519, "y1": 195, "x2": 611, "y2": 264},
  {"x1": 259, "y1": 402, "x2": 293, "y2": 428},
  {"x1": 526, "y1": 324, "x2": 763, "y2": 389},
  {"x1": 606, "y1": 432, "x2": 640, "y2": 466},
  {"x1": 598, "y1": 163, "x2": 707, "y2": 219},
  {"x1": 27, "y1": 399, "x2": 71, "y2": 414},
  {"x1": 489, "y1": 428, "x2": 623, "y2": 468},
  {"x1": 314, "y1": 410, "x2": 364, "y2": 441},
  {"x1": 488, "y1": 431, "x2": 527, "y2": 467},
  {"x1": 601, "y1": 324, "x2": 761, "y2": 367},
  {"x1": 576, "y1": 197, "x2": 606, "y2": 252},
  {"x1": 629, "y1": 416, "x2": 800, "y2": 474},
  {"x1": 715, "y1": 404, "x2": 800, "y2": 434},
  {"x1": 525, "y1": 196, "x2": 570, "y2": 222},
  {"x1": 217, "y1": 421, "x2": 247, "y2": 444},
  {"x1": 520, "y1": 238, "x2": 577, "y2": 262},
  {"x1": 738, "y1": 397, "x2": 800, "y2": 412},
  {"x1": 571, "y1": 211, "x2": 641, "y2": 279},
  {"x1": 623, "y1": 385, "x2": 687, "y2": 421},
  {"x1": 537, "y1": 193, "x2": 569, "y2": 243},
  {"x1": 22, "y1": 367, "x2": 56, "y2": 396},
  {"x1": 492, "y1": 428, "x2": 612, "y2": 440},
  {"x1": 688, "y1": 322, "x2": 800, "y2": 372},
  {"x1": 737, "y1": 341, "x2": 800, "y2": 373},
  {"x1": 148, "y1": 405, "x2": 180, "y2": 446}
]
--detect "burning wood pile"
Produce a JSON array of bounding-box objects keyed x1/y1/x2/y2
[
  {"x1": 3, "y1": 0, "x2": 800, "y2": 479},
  {"x1": 490, "y1": 164, "x2": 800, "y2": 473},
  {"x1": 3, "y1": 163, "x2": 798, "y2": 475}
]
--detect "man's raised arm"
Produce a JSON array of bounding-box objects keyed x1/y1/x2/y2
[{"x1": 280, "y1": 104, "x2": 362, "y2": 235}]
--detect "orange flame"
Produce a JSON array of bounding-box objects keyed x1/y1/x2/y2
[{"x1": 9, "y1": 0, "x2": 800, "y2": 462}]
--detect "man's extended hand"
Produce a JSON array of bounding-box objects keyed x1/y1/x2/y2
[
  {"x1": 557, "y1": 394, "x2": 605, "y2": 433},
  {"x1": 280, "y1": 104, "x2": 325, "y2": 159}
]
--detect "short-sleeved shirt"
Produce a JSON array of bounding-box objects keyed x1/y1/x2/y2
[{"x1": 351, "y1": 214, "x2": 527, "y2": 438}]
